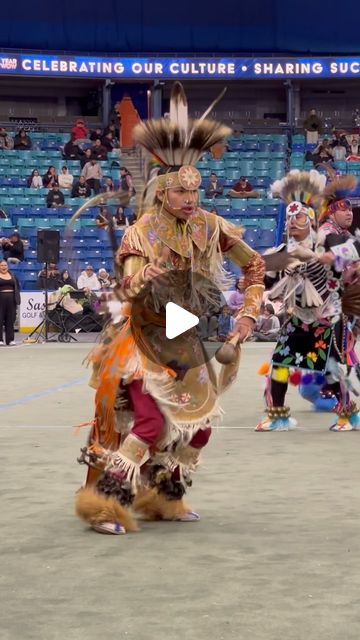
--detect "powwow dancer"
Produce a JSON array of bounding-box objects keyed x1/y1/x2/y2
[
  {"x1": 256, "y1": 170, "x2": 360, "y2": 432},
  {"x1": 75, "y1": 83, "x2": 265, "y2": 535}
]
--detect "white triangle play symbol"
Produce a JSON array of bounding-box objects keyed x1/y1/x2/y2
[{"x1": 165, "y1": 302, "x2": 199, "y2": 339}]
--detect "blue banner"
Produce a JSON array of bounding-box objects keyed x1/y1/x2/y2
[{"x1": 1, "y1": 53, "x2": 360, "y2": 79}]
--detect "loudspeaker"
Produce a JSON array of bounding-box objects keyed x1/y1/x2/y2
[{"x1": 37, "y1": 229, "x2": 60, "y2": 263}]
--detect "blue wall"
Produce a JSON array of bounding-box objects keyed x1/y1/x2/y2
[{"x1": 0, "y1": 0, "x2": 358, "y2": 55}]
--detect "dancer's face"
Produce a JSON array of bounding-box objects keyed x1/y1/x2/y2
[
  {"x1": 158, "y1": 187, "x2": 199, "y2": 220},
  {"x1": 287, "y1": 214, "x2": 311, "y2": 241},
  {"x1": 333, "y1": 207, "x2": 353, "y2": 229}
]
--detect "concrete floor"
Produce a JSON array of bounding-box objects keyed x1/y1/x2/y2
[{"x1": 1, "y1": 339, "x2": 360, "y2": 640}]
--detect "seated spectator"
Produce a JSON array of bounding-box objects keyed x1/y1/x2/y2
[
  {"x1": 46, "y1": 185, "x2": 65, "y2": 208},
  {"x1": 209, "y1": 305, "x2": 235, "y2": 342},
  {"x1": 313, "y1": 145, "x2": 334, "y2": 168},
  {"x1": 252, "y1": 303, "x2": 280, "y2": 342},
  {"x1": 28, "y1": 169, "x2": 43, "y2": 189},
  {"x1": 113, "y1": 206, "x2": 129, "y2": 229},
  {"x1": 71, "y1": 118, "x2": 89, "y2": 144},
  {"x1": 350, "y1": 137, "x2": 359, "y2": 156},
  {"x1": 92, "y1": 138, "x2": 108, "y2": 161},
  {"x1": 205, "y1": 172, "x2": 223, "y2": 198},
  {"x1": 102, "y1": 177, "x2": 115, "y2": 193},
  {"x1": 58, "y1": 166, "x2": 74, "y2": 190},
  {"x1": 43, "y1": 166, "x2": 59, "y2": 189},
  {"x1": 98, "y1": 268, "x2": 111, "y2": 289},
  {"x1": 13, "y1": 128, "x2": 32, "y2": 150},
  {"x1": 198, "y1": 310, "x2": 218, "y2": 341},
  {"x1": 227, "y1": 277, "x2": 245, "y2": 313},
  {"x1": 101, "y1": 131, "x2": 115, "y2": 151},
  {"x1": 77, "y1": 265, "x2": 100, "y2": 291},
  {"x1": 63, "y1": 136, "x2": 81, "y2": 160},
  {"x1": 1, "y1": 232, "x2": 25, "y2": 263},
  {"x1": 82, "y1": 159, "x2": 102, "y2": 195},
  {"x1": 59, "y1": 269, "x2": 77, "y2": 289},
  {"x1": 0, "y1": 128, "x2": 14, "y2": 150},
  {"x1": 228, "y1": 176, "x2": 260, "y2": 199},
  {"x1": 104, "y1": 122, "x2": 119, "y2": 143},
  {"x1": 96, "y1": 207, "x2": 110, "y2": 230},
  {"x1": 90, "y1": 127, "x2": 103, "y2": 142},
  {"x1": 332, "y1": 141, "x2": 347, "y2": 161},
  {"x1": 71, "y1": 176, "x2": 91, "y2": 198},
  {"x1": 37, "y1": 263, "x2": 61, "y2": 290},
  {"x1": 80, "y1": 148, "x2": 94, "y2": 169},
  {"x1": 119, "y1": 166, "x2": 136, "y2": 200}
]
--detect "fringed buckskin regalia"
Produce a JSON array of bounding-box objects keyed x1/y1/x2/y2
[
  {"x1": 256, "y1": 170, "x2": 360, "y2": 432},
  {"x1": 75, "y1": 83, "x2": 265, "y2": 535}
]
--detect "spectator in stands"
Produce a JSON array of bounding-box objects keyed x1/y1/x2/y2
[
  {"x1": 228, "y1": 176, "x2": 260, "y2": 199},
  {"x1": 205, "y1": 172, "x2": 223, "y2": 198},
  {"x1": 303, "y1": 109, "x2": 322, "y2": 145},
  {"x1": 350, "y1": 137, "x2": 359, "y2": 156},
  {"x1": 227, "y1": 277, "x2": 245, "y2": 313},
  {"x1": 82, "y1": 159, "x2": 102, "y2": 195},
  {"x1": 113, "y1": 206, "x2": 129, "y2": 229},
  {"x1": 0, "y1": 259, "x2": 20, "y2": 346},
  {"x1": 46, "y1": 185, "x2": 65, "y2": 208},
  {"x1": 104, "y1": 122, "x2": 119, "y2": 142},
  {"x1": 0, "y1": 128, "x2": 14, "y2": 150},
  {"x1": 119, "y1": 166, "x2": 135, "y2": 200},
  {"x1": 37, "y1": 263, "x2": 61, "y2": 290},
  {"x1": 77, "y1": 265, "x2": 100, "y2": 291},
  {"x1": 209, "y1": 305, "x2": 235, "y2": 342},
  {"x1": 92, "y1": 138, "x2": 108, "y2": 161},
  {"x1": 252, "y1": 303, "x2": 280, "y2": 342},
  {"x1": 71, "y1": 118, "x2": 89, "y2": 144},
  {"x1": 58, "y1": 166, "x2": 74, "y2": 190},
  {"x1": 63, "y1": 136, "x2": 81, "y2": 160},
  {"x1": 71, "y1": 176, "x2": 91, "y2": 198},
  {"x1": 95, "y1": 207, "x2": 110, "y2": 230},
  {"x1": 59, "y1": 269, "x2": 77, "y2": 289},
  {"x1": 313, "y1": 144, "x2": 333, "y2": 168},
  {"x1": 102, "y1": 177, "x2": 115, "y2": 193},
  {"x1": 98, "y1": 268, "x2": 111, "y2": 289},
  {"x1": 90, "y1": 127, "x2": 103, "y2": 142},
  {"x1": 80, "y1": 148, "x2": 93, "y2": 169},
  {"x1": 101, "y1": 131, "x2": 115, "y2": 151},
  {"x1": 1, "y1": 232, "x2": 24, "y2": 263},
  {"x1": 43, "y1": 166, "x2": 58, "y2": 189},
  {"x1": 13, "y1": 128, "x2": 32, "y2": 150},
  {"x1": 332, "y1": 140, "x2": 347, "y2": 161},
  {"x1": 28, "y1": 169, "x2": 43, "y2": 189}
]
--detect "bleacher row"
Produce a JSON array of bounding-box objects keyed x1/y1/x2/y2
[
  {"x1": 290, "y1": 133, "x2": 360, "y2": 185},
  {"x1": 0, "y1": 132, "x2": 287, "y2": 289}
]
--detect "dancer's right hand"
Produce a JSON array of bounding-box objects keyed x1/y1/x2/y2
[{"x1": 143, "y1": 247, "x2": 171, "y2": 282}]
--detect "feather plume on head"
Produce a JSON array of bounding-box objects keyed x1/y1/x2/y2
[
  {"x1": 132, "y1": 81, "x2": 231, "y2": 215},
  {"x1": 319, "y1": 174, "x2": 357, "y2": 221},
  {"x1": 271, "y1": 169, "x2": 327, "y2": 230}
]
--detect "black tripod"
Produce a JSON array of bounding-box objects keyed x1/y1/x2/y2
[{"x1": 27, "y1": 262, "x2": 62, "y2": 343}]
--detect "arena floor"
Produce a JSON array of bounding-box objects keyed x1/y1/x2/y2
[{"x1": 1, "y1": 339, "x2": 360, "y2": 640}]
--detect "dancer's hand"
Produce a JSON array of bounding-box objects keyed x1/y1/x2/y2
[
  {"x1": 143, "y1": 247, "x2": 171, "y2": 282},
  {"x1": 232, "y1": 316, "x2": 255, "y2": 343},
  {"x1": 318, "y1": 251, "x2": 334, "y2": 265}
]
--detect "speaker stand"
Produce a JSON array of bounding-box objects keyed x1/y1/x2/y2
[{"x1": 27, "y1": 262, "x2": 59, "y2": 343}]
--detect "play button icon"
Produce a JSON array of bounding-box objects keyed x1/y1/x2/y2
[
  {"x1": 130, "y1": 268, "x2": 227, "y2": 374},
  {"x1": 165, "y1": 302, "x2": 199, "y2": 339}
]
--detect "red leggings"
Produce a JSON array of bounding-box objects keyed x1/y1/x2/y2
[{"x1": 127, "y1": 379, "x2": 212, "y2": 450}]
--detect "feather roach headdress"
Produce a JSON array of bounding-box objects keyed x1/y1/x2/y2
[
  {"x1": 319, "y1": 174, "x2": 357, "y2": 221},
  {"x1": 271, "y1": 169, "x2": 327, "y2": 229},
  {"x1": 132, "y1": 82, "x2": 231, "y2": 214}
]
